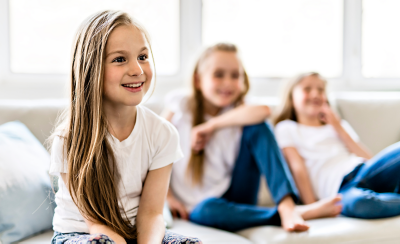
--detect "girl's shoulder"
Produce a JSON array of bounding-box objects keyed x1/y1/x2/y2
[
  {"x1": 137, "y1": 105, "x2": 179, "y2": 136},
  {"x1": 275, "y1": 119, "x2": 298, "y2": 130}
]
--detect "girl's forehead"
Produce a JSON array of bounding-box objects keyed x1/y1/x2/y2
[
  {"x1": 201, "y1": 51, "x2": 242, "y2": 71},
  {"x1": 298, "y1": 75, "x2": 325, "y2": 87},
  {"x1": 106, "y1": 24, "x2": 147, "y2": 51}
]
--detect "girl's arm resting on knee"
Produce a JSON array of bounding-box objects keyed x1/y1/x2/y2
[
  {"x1": 84, "y1": 221, "x2": 126, "y2": 244},
  {"x1": 136, "y1": 164, "x2": 173, "y2": 244},
  {"x1": 191, "y1": 105, "x2": 270, "y2": 152},
  {"x1": 60, "y1": 173, "x2": 126, "y2": 244},
  {"x1": 208, "y1": 104, "x2": 270, "y2": 130},
  {"x1": 282, "y1": 148, "x2": 317, "y2": 204}
]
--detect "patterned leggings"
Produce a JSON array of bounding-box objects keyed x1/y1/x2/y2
[{"x1": 52, "y1": 230, "x2": 202, "y2": 244}]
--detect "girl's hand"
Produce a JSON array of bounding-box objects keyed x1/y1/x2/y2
[
  {"x1": 319, "y1": 102, "x2": 340, "y2": 127},
  {"x1": 191, "y1": 121, "x2": 216, "y2": 153},
  {"x1": 167, "y1": 193, "x2": 189, "y2": 220}
]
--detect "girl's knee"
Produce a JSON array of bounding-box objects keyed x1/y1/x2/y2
[
  {"x1": 163, "y1": 230, "x2": 202, "y2": 244},
  {"x1": 341, "y1": 189, "x2": 381, "y2": 218},
  {"x1": 189, "y1": 197, "x2": 228, "y2": 224},
  {"x1": 243, "y1": 123, "x2": 272, "y2": 139},
  {"x1": 87, "y1": 234, "x2": 115, "y2": 244}
]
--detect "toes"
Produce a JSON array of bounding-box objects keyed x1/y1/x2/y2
[{"x1": 284, "y1": 225, "x2": 295, "y2": 232}]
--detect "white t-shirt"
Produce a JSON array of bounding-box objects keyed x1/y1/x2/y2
[
  {"x1": 275, "y1": 119, "x2": 364, "y2": 200},
  {"x1": 166, "y1": 91, "x2": 242, "y2": 212},
  {"x1": 49, "y1": 105, "x2": 183, "y2": 234}
]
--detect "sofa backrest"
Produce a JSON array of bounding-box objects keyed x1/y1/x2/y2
[
  {"x1": 333, "y1": 92, "x2": 400, "y2": 154},
  {"x1": 1, "y1": 92, "x2": 399, "y2": 154}
]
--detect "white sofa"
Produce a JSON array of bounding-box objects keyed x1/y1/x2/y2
[{"x1": 1, "y1": 91, "x2": 400, "y2": 244}]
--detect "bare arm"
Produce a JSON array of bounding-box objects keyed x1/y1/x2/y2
[
  {"x1": 319, "y1": 104, "x2": 372, "y2": 159},
  {"x1": 191, "y1": 105, "x2": 271, "y2": 152},
  {"x1": 136, "y1": 164, "x2": 173, "y2": 244},
  {"x1": 208, "y1": 104, "x2": 270, "y2": 130},
  {"x1": 60, "y1": 173, "x2": 126, "y2": 244},
  {"x1": 160, "y1": 110, "x2": 190, "y2": 219},
  {"x1": 331, "y1": 123, "x2": 372, "y2": 159},
  {"x1": 282, "y1": 148, "x2": 317, "y2": 204}
]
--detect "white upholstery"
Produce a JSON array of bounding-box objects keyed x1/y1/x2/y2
[
  {"x1": 332, "y1": 92, "x2": 400, "y2": 154},
  {"x1": 16, "y1": 220, "x2": 251, "y2": 244},
  {"x1": 2, "y1": 92, "x2": 400, "y2": 243},
  {"x1": 238, "y1": 216, "x2": 400, "y2": 244}
]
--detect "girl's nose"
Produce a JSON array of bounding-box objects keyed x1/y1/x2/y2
[{"x1": 128, "y1": 60, "x2": 143, "y2": 77}]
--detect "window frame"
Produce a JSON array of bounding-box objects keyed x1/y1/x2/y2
[{"x1": 0, "y1": 0, "x2": 399, "y2": 99}]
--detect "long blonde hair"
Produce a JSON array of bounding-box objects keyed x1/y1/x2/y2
[
  {"x1": 273, "y1": 72, "x2": 326, "y2": 126},
  {"x1": 49, "y1": 11, "x2": 154, "y2": 240},
  {"x1": 187, "y1": 43, "x2": 250, "y2": 186}
]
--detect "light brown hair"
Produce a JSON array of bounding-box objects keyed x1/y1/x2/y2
[
  {"x1": 273, "y1": 72, "x2": 327, "y2": 126},
  {"x1": 187, "y1": 43, "x2": 250, "y2": 185},
  {"x1": 49, "y1": 10, "x2": 154, "y2": 239}
]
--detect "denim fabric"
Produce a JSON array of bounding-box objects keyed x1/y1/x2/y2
[
  {"x1": 189, "y1": 123, "x2": 299, "y2": 232},
  {"x1": 339, "y1": 141, "x2": 400, "y2": 219},
  {"x1": 51, "y1": 230, "x2": 202, "y2": 244}
]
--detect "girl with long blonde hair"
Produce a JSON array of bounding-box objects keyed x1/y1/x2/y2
[
  {"x1": 274, "y1": 72, "x2": 400, "y2": 219},
  {"x1": 49, "y1": 11, "x2": 200, "y2": 244},
  {"x1": 163, "y1": 44, "x2": 342, "y2": 233}
]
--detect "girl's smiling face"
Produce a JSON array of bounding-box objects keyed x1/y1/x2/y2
[
  {"x1": 292, "y1": 75, "x2": 327, "y2": 118},
  {"x1": 196, "y1": 51, "x2": 246, "y2": 110},
  {"x1": 103, "y1": 24, "x2": 152, "y2": 107}
]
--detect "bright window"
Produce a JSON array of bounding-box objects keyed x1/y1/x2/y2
[
  {"x1": 362, "y1": 0, "x2": 400, "y2": 78},
  {"x1": 9, "y1": 0, "x2": 179, "y2": 75},
  {"x1": 202, "y1": 0, "x2": 343, "y2": 78}
]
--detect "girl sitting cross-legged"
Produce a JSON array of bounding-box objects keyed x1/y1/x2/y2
[{"x1": 48, "y1": 10, "x2": 201, "y2": 244}]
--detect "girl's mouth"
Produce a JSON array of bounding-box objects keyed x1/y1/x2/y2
[
  {"x1": 121, "y1": 82, "x2": 144, "y2": 92},
  {"x1": 217, "y1": 90, "x2": 234, "y2": 97}
]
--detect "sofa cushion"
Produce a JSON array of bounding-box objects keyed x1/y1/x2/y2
[
  {"x1": 171, "y1": 220, "x2": 252, "y2": 244},
  {"x1": 237, "y1": 216, "x2": 400, "y2": 244},
  {"x1": 0, "y1": 121, "x2": 54, "y2": 244},
  {"x1": 16, "y1": 220, "x2": 252, "y2": 244}
]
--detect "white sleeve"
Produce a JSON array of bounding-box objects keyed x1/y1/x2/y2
[
  {"x1": 49, "y1": 135, "x2": 68, "y2": 176},
  {"x1": 150, "y1": 120, "x2": 184, "y2": 171},
  {"x1": 164, "y1": 89, "x2": 189, "y2": 114},
  {"x1": 274, "y1": 121, "x2": 296, "y2": 148},
  {"x1": 341, "y1": 120, "x2": 360, "y2": 142}
]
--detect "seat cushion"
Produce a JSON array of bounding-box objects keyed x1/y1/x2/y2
[
  {"x1": 171, "y1": 220, "x2": 252, "y2": 244},
  {"x1": 237, "y1": 216, "x2": 400, "y2": 244},
  {"x1": 16, "y1": 220, "x2": 251, "y2": 244}
]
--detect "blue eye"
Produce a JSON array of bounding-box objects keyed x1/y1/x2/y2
[
  {"x1": 112, "y1": 57, "x2": 126, "y2": 63},
  {"x1": 138, "y1": 54, "x2": 148, "y2": 61}
]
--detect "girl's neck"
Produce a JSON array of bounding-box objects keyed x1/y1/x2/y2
[
  {"x1": 103, "y1": 100, "x2": 137, "y2": 142},
  {"x1": 296, "y1": 113, "x2": 323, "y2": 127},
  {"x1": 203, "y1": 98, "x2": 221, "y2": 117}
]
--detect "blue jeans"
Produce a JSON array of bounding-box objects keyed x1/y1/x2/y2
[
  {"x1": 189, "y1": 123, "x2": 299, "y2": 232},
  {"x1": 339, "y1": 141, "x2": 400, "y2": 219}
]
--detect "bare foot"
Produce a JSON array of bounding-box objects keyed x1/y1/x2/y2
[
  {"x1": 278, "y1": 196, "x2": 310, "y2": 232},
  {"x1": 279, "y1": 207, "x2": 310, "y2": 232},
  {"x1": 296, "y1": 195, "x2": 342, "y2": 221}
]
